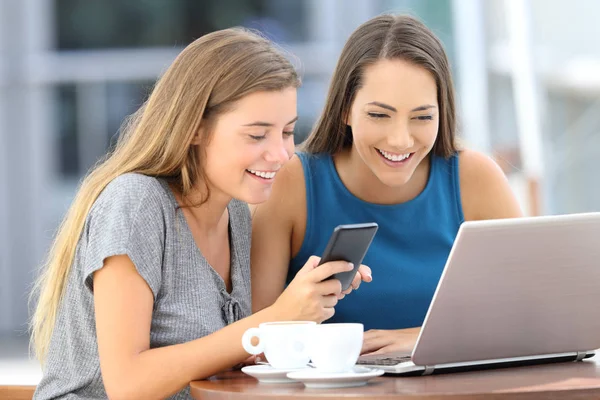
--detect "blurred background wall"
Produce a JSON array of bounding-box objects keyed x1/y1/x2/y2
[{"x1": 1, "y1": 0, "x2": 599, "y2": 340}]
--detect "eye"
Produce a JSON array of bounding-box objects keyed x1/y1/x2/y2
[
  {"x1": 414, "y1": 115, "x2": 434, "y2": 121},
  {"x1": 249, "y1": 134, "x2": 266, "y2": 140},
  {"x1": 367, "y1": 112, "x2": 389, "y2": 119}
]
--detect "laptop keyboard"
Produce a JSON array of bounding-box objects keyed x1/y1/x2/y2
[{"x1": 357, "y1": 355, "x2": 412, "y2": 366}]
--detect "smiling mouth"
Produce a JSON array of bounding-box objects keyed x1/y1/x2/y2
[
  {"x1": 246, "y1": 169, "x2": 277, "y2": 181},
  {"x1": 375, "y1": 148, "x2": 414, "y2": 163}
]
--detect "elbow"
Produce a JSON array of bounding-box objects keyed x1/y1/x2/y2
[
  {"x1": 103, "y1": 371, "x2": 183, "y2": 400},
  {"x1": 104, "y1": 383, "x2": 138, "y2": 400},
  {"x1": 104, "y1": 378, "x2": 157, "y2": 400}
]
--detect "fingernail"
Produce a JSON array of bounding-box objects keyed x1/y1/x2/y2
[{"x1": 347, "y1": 262, "x2": 354, "y2": 270}]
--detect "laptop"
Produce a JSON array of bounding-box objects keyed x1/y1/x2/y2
[{"x1": 357, "y1": 212, "x2": 600, "y2": 375}]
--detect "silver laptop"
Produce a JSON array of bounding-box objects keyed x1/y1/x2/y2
[{"x1": 358, "y1": 212, "x2": 600, "y2": 375}]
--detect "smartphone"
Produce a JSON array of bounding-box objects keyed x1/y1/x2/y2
[{"x1": 318, "y1": 222, "x2": 379, "y2": 291}]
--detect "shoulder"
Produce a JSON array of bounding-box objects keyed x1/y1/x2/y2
[
  {"x1": 98, "y1": 173, "x2": 165, "y2": 203},
  {"x1": 458, "y1": 149, "x2": 523, "y2": 221},
  {"x1": 274, "y1": 153, "x2": 306, "y2": 206},
  {"x1": 251, "y1": 153, "x2": 306, "y2": 225},
  {"x1": 90, "y1": 173, "x2": 169, "y2": 222},
  {"x1": 277, "y1": 151, "x2": 332, "y2": 192},
  {"x1": 282, "y1": 152, "x2": 308, "y2": 183},
  {"x1": 458, "y1": 149, "x2": 505, "y2": 185}
]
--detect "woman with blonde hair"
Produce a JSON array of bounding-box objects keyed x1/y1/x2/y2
[
  {"x1": 31, "y1": 28, "x2": 354, "y2": 399},
  {"x1": 251, "y1": 14, "x2": 523, "y2": 355}
]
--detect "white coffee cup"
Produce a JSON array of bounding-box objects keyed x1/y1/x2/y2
[
  {"x1": 242, "y1": 321, "x2": 316, "y2": 369},
  {"x1": 306, "y1": 323, "x2": 364, "y2": 373}
]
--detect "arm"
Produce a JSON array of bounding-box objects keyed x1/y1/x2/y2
[
  {"x1": 94, "y1": 255, "x2": 280, "y2": 399},
  {"x1": 251, "y1": 155, "x2": 306, "y2": 313},
  {"x1": 95, "y1": 253, "x2": 352, "y2": 400}
]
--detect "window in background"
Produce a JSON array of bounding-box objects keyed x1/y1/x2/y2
[
  {"x1": 55, "y1": 84, "x2": 78, "y2": 177},
  {"x1": 55, "y1": 0, "x2": 308, "y2": 50},
  {"x1": 294, "y1": 76, "x2": 331, "y2": 144},
  {"x1": 106, "y1": 81, "x2": 154, "y2": 149},
  {"x1": 544, "y1": 92, "x2": 600, "y2": 214},
  {"x1": 54, "y1": 81, "x2": 154, "y2": 179},
  {"x1": 487, "y1": 74, "x2": 522, "y2": 173}
]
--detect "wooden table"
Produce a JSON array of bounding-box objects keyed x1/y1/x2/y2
[
  {"x1": 190, "y1": 359, "x2": 600, "y2": 399},
  {"x1": 190, "y1": 329, "x2": 600, "y2": 400},
  {"x1": 0, "y1": 385, "x2": 36, "y2": 400}
]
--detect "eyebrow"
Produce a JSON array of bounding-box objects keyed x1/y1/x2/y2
[
  {"x1": 242, "y1": 116, "x2": 298, "y2": 127},
  {"x1": 367, "y1": 102, "x2": 437, "y2": 113}
]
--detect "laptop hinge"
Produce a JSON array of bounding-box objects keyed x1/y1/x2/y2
[
  {"x1": 422, "y1": 365, "x2": 435, "y2": 376},
  {"x1": 575, "y1": 351, "x2": 587, "y2": 362}
]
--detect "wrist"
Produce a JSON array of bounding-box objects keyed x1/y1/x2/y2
[{"x1": 257, "y1": 304, "x2": 286, "y2": 323}]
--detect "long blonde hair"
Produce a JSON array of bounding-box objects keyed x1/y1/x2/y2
[{"x1": 31, "y1": 27, "x2": 300, "y2": 363}]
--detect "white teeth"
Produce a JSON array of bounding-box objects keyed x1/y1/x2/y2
[
  {"x1": 377, "y1": 149, "x2": 410, "y2": 162},
  {"x1": 247, "y1": 169, "x2": 276, "y2": 179}
]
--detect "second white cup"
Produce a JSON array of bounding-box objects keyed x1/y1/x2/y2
[{"x1": 306, "y1": 323, "x2": 364, "y2": 373}]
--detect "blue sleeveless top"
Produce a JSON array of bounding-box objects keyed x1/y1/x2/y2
[{"x1": 288, "y1": 152, "x2": 464, "y2": 330}]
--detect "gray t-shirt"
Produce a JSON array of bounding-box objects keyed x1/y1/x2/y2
[{"x1": 34, "y1": 173, "x2": 252, "y2": 400}]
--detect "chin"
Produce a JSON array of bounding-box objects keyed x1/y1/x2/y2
[
  {"x1": 239, "y1": 188, "x2": 273, "y2": 205},
  {"x1": 369, "y1": 164, "x2": 417, "y2": 188},
  {"x1": 367, "y1": 152, "x2": 425, "y2": 188}
]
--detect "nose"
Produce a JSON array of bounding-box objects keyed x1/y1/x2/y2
[
  {"x1": 264, "y1": 135, "x2": 291, "y2": 165},
  {"x1": 387, "y1": 122, "x2": 414, "y2": 150}
]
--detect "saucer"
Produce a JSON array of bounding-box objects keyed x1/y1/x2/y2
[
  {"x1": 286, "y1": 366, "x2": 385, "y2": 388},
  {"x1": 241, "y1": 364, "x2": 310, "y2": 384}
]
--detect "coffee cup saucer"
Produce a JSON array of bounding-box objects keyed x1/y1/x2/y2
[
  {"x1": 241, "y1": 364, "x2": 310, "y2": 384},
  {"x1": 286, "y1": 366, "x2": 384, "y2": 388}
]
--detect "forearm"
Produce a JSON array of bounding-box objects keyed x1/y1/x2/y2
[
  {"x1": 105, "y1": 306, "x2": 281, "y2": 400},
  {"x1": 251, "y1": 264, "x2": 287, "y2": 313},
  {"x1": 252, "y1": 288, "x2": 283, "y2": 313}
]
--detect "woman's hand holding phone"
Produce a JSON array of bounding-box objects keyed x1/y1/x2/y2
[
  {"x1": 270, "y1": 256, "x2": 353, "y2": 323},
  {"x1": 269, "y1": 223, "x2": 376, "y2": 323}
]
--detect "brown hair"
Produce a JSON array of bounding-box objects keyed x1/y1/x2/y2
[
  {"x1": 303, "y1": 14, "x2": 457, "y2": 157},
  {"x1": 30, "y1": 27, "x2": 300, "y2": 363}
]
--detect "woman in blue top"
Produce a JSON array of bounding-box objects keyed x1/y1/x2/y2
[{"x1": 251, "y1": 14, "x2": 523, "y2": 355}]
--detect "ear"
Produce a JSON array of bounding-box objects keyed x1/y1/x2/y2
[
  {"x1": 190, "y1": 125, "x2": 206, "y2": 145},
  {"x1": 343, "y1": 107, "x2": 352, "y2": 127}
]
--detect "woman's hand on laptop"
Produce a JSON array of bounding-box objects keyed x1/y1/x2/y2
[
  {"x1": 361, "y1": 327, "x2": 420, "y2": 355},
  {"x1": 341, "y1": 265, "x2": 373, "y2": 296}
]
